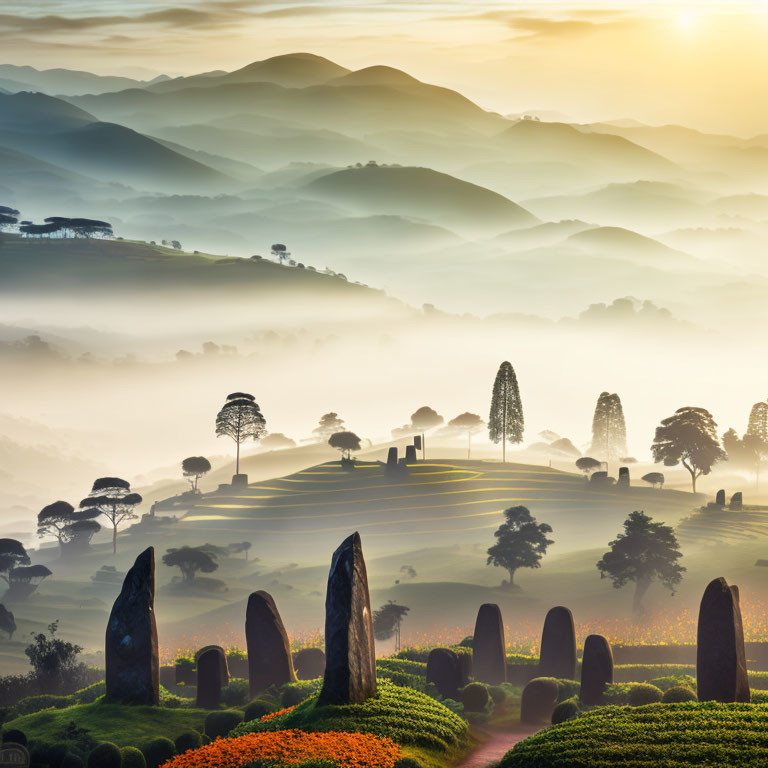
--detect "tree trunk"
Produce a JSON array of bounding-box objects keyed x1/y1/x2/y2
[
  {"x1": 236, "y1": 441, "x2": 240, "y2": 475},
  {"x1": 422, "y1": 432, "x2": 426, "y2": 461},
  {"x1": 467, "y1": 431, "x2": 471, "y2": 460},
  {"x1": 507, "y1": 569, "x2": 515, "y2": 587},
  {"x1": 112, "y1": 524, "x2": 117, "y2": 555},
  {"x1": 633, "y1": 576, "x2": 651, "y2": 614}
]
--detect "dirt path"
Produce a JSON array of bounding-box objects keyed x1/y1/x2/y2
[{"x1": 457, "y1": 725, "x2": 541, "y2": 768}]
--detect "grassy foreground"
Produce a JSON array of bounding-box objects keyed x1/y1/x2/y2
[
  {"x1": 5, "y1": 701, "x2": 207, "y2": 747},
  {"x1": 501, "y1": 702, "x2": 768, "y2": 768}
]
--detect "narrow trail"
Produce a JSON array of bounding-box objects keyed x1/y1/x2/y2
[{"x1": 457, "y1": 725, "x2": 541, "y2": 768}]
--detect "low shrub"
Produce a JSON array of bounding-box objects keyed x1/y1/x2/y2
[
  {"x1": 14, "y1": 694, "x2": 72, "y2": 716},
  {"x1": 280, "y1": 681, "x2": 322, "y2": 708},
  {"x1": 74, "y1": 684, "x2": 107, "y2": 705},
  {"x1": 461, "y1": 684, "x2": 489, "y2": 713},
  {"x1": 627, "y1": 683, "x2": 663, "y2": 706},
  {"x1": 2, "y1": 728, "x2": 27, "y2": 745},
  {"x1": 141, "y1": 737, "x2": 176, "y2": 768},
  {"x1": 120, "y1": 746, "x2": 146, "y2": 768},
  {"x1": 174, "y1": 731, "x2": 202, "y2": 754},
  {"x1": 602, "y1": 683, "x2": 634, "y2": 706},
  {"x1": 555, "y1": 680, "x2": 579, "y2": 702},
  {"x1": 648, "y1": 675, "x2": 696, "y2": 693},
  {"x1": 551, "y1": 698, "x2": 580, "y2": 725},
  {"x1": 204, "y1": 710, "x2": 244, "y2": 739},
  {"x1": 61, "y1": 754, "x2": 85, "y2": 768},
  {"x1": 244, "y1": 700, "x2": 278, "y2": 722},
  {"x1": 662, "y1": 685, "x2": 697, "y2": 703},
  {"x1": 394, "y1": 759, "x2": 423, "y2": 768},
  {"x1": 30, "y1": 741, "x2": 69, "y2": 768},
  {"x1": 222, "y1": 680, "x2": 251, "y2": 707},
  {"x1": 87, "y1": 742, "x2": 121, "y2": 768}
]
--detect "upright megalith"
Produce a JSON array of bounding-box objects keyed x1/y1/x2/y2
[
  {"x1": 318, "y1": 532, "x2": 377, "y2": 706},
  {"x1": 617, "y1": 467, "x2": 630, "y2": 489},
  {"x1": 196, "y1": 647, "x2": 228, "y2": 709},
  {"x1": 386, "y1": 448, "x2": 398, "y2": 468},
  {"x1": 246, "y1": 591, "x2": 296, "y2": 696},
  {"x1": 538, "y1": 606, "x2": 577, "y2": 680},
  {"x1": 472, "y1": 604, "x2": 507, "y2": 684},
  {"x1": 730, "y1": 492, "x2": 743, "y2": 511},
  {"x1": 716, "y1": 489, "x2": 726, "y2": 507},
  {"x1": 580, "y1": 634, "x2": 613, "y2": 705},
  {"x1": 105, "y1": 547, "x2": 159, "y2": 705},
  {"x1": 426, "y1": 648, "x2": 464, "y2": 698},
  {"x1": 405, "y1": 445, "x2": 418, "y2": 463},
  {"x1": 696, "y1": 577, "x2": 750, "y2": 702}
]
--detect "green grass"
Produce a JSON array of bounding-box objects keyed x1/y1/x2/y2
[
  {"x1": 232, "y1": 679, "x2": 468, "y2": 755},
  {"x1": 4, "y1": 701, "x2": 208, "y2": 747},
  {"x1": 501, "y1": 702, "x2": 768, "y2": 768}
]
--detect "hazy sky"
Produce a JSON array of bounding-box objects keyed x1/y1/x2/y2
[{"x1": 2, "y1": 1, "x2": 768, "y2": 134}]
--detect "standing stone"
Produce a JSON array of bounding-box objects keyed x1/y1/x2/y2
[
  {"x1": 538, "y1": 606, "x2": 577, "y2": 680},
  {"x1": 386, "y1": 448, "x2": 398, "y2": 468},
  {"x1": 232, "y1": 473, "x2": 249, "y2": 487},
  {"x1": 246, "y1": 591, "x2": 296, "y2": 696},
  {"x1": 580, "y1": 634, "x2": 613, "y2": 705},
  {"x1": 730, "y1": 492, "x2": 743, "y2": 511},
  {"x1": 426, "y1": 648, "x2": 464, "y2": 698},
  {"x1": 105, "y1": 547, "x2": 159, "y2": 705},
  {"x1": 318, "y1": 532, "x2": 377, "y2": 705},
  {"x1": 716, "y1": 489, "x2": 726, "y2": 507},
  {"x1": 196, "y1": 647, "x2": 229, "y2": 709},
  {"x1": 195, "y1": 645, "x2": 229, "y2": 680},
  {"x1": 521, "y1": 677, "x2": 560, "y2": 724},
  {"x1": 472, "y1": 604, "x2": 507, "y2": 684},
  {"x1": 696, "y1": 577, "x2": 750, "y2": 702},
  {"x1": 617, "y1": 467, "x2": 630, "y2": 489},
  {"x1": 405, "y1": 445, "x2": 418, "y2": 463},
  {"x1": 293, "y1": 648, "x2": 326, "y2": 680}
]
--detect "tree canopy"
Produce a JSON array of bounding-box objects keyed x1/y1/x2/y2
[
  {"x1": 328, "y1": 431, "x2": 362, "y2": 460},
  {"x1": 448, "y1": 412, "x2": 484, "y2": 459},
  {"x1": 488, "y1": 361, "x2": 524, "y2": 462},
  {"x1": 313, "y1": 412, "x2": 345, "y2": 441},
  {"x1": 651, "y1": 407, "x2": 725, "y2": 492},
  {"x1": 641, "y1": 472, "x2": 665, "y2": 489},
  {"x1": 590, "y1": 392, "x2": 627, "y2": 464},
  {"x1": 215, "y1": 392, "x2": 267, "y2": 474},
  {"x1": 37, "y1": 500, "x2": 101, "y2": 554},
  {"x1": 596, "y1": 510, "x2": 685, "y2": 613},
  {"x1": 79, "y1": 477, "x2": 142, "y2": 555},
  {"x1": 260, "y1": 432, "x2": 297, "y2": 450},
  {"x1": 575, "y1": 457, "x2": 602, "y2": 476},
  {"x1": 0, "y1": 539, "x2": 30, "y2": 585},
  {"x1": 182, "y1": 456, "x2": 212, "y2": 491},
  {"x1": 373, "y1": 601, "x2": 410, "y2": 643},
  {"x1": 487, "y1": 506, "x2": 553, "y2": 587},
  {"x1": 162, "y1": 546, "x2": 219, "y2": 582}
]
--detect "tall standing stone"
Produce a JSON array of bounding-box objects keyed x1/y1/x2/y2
[
  {"x1": 196, "y1": 647, "x2": 229, "y2": 709},
  {"x1": 318, "y1": 532, "x2": 377, "y2": 706},
  {"x1": 426, "y1": 648, "x2": 464, "y2": 698},
  {"x1": 730, "y1": 492, "x2": 743, "y2": 511},
  {"x1": 105, "y1": 547, "x2": 159, "y2": 705},
  {"x1": 538, "y1": 606, "x2": 577, "y2": 680},
  {"x1": 617, "y1": 467, "x2": 630, "y2": 489},
  {"x1": 472, "y1": 604, "x2": 507, "y2": 684},
  {"x1": 696, "y1": 577, "x2": 750, "y2": 702},
  {"x1": 580, "y1": 634, "x2": 613, "y2": 705},
  {"x1": 246, "y1": 591, "x2": 296, "y2": 696},
  {"x1": 716, "y1": 489, "x2": 726, "y2": 507},
  {"x1": 386, "y1": 448, "x2": 398, "y2": 468},
  {"x1": 405, "y1": 445, "x2": 418, "y2": 463}
]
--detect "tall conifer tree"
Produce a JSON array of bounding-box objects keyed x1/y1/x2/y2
[{"x1": 488, "y1": 361, "x2": 524, "y2": 462}]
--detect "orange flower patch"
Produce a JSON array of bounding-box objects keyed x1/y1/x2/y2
[
  {"x1": 262, "y1": 706, "x2": 296, "y2": 722},
  {"x1": 161, "y1": 729, "x2": 402, "y2": 768}
]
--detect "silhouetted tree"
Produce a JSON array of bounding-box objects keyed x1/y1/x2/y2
[
  {"x1": 651, "y1": 407, "x2": 724, "y2": 492},
  {"x1": 641, "y1": 472, "x2": 665, "y2": 489},
  {"x1": 488, "y1": 361, "x2": 524, "y2": 462},
  {"x1": 271, "y1": 244, "x2": 290, "y2": 263},
  {"x1": 373, "y1": 601, "x2": 409, "y2": 652},
  {"x1": 215, "y1": 392, "x2": 267, "y2": 474},
  {"x1": 25, "y1": 620, "x2": 83, "y2": 691},
  {"x1": 576, "y1": 457, "x2": 602, "y2": 477},
  {"x1": 448, "y1": 412, "x2": 484, "y2": 459},
  {"x1": 328, "y1": 431, "x2": 361, "y2": 461},
  {"x1": 597, "y1": 510, "x2": 685, "y2": 614},
  {"x1": 410, "y1": 406, "x2": 443, "y2": 460},
  {"x1": 0, "y1": 540, "x2": 30, "y2": 586},
  {"x1": 590, "y1": 392, "x2": 627, "y2": 465},
  {"x1": 162, "y1": 546, "x2": 219, "y2": 582},
  {"x1": 227, "y1": 541, "x2": 252, "y2": 560},
  {"x1": 0, "y1": 213, "x2": 17, "y2": 230},
  {"x1": 79, "y1": 478, "x2": 142, "y2": 555},
  {"x1": 487, "y1": 506, "x2": 553, "y2": 588},
  {"x1": 260, "y1": 433, "x2": 297, "y2": 450},
  {"x1": 313, "y1": 412, "x2": 345, "y2": 441},
  {"x1": 0, "y1": 605, "x2": 15, "y2": 639},
  {"x1": 745, "y1": 401, "x2": 768, "y2": 487},
  {"x1": 7, "y1": 565, "x2": 52, "y2": 600},
  {"x1": 182, "y1": 456, "x2": 211, "y2": 492},
  {"x1": 37, "y1": 501, "x2": 101, "y2": 555}
]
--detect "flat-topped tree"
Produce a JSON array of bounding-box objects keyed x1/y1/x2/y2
[
  {"x1": 448, "y1": 412, "x2": 484, "y2": 459},
  {"x1": 181, "y1": 456, "x2": 211, "y2": 492},
  {"x1": 7, "y1": 564, "x2": 52, "y2": 600},
  {"x1": 410, "y1": 406, "x2": 443, "y2": 460},
  {"x1": 37, "y1": 500, "x2": 101, "y2": 556},
  {"x1": 328, "y1": 431, "x2": 362, "y2": 463},
  {"x1": 0, "y1": 539, "x2": 30, "y2": 586},
  {"x1": 487, "y1": 506, "x2": 553, "y2": 588},
  {"x1": 651, "y1": 407, "x2": 725, "y2": 492},
  {"x1": 79, "y1": 477, "x2": 142, "y2": 555},
  {"x1": 162, "y1": 545, "x2": 218, "y2": 582},
  {"x1": 215, "y1": 392, "x2": 266, "y2": 476},
  {"x1": 489, "y1": 361, "x2": 524, "y2": 463},
  {"x1": 641, "y1": 472, "x2": 665, "y2": 489},
  {"x1": 576, "y1": 457, "x2": 602, "y2": 478},
  {"x1": 597, "y1": 511, "x2": 685, "y2": 614}
]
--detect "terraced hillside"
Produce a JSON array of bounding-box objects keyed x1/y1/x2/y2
[
  {"x1": 676, "y1": 505, "x2": 768, "y2": 546},
  {"x1": 174, "y1": 460, "x2": 697, "y2": 554}
]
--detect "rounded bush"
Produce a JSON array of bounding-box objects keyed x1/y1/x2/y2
[
  {"x1": 221, "y1": 679, "x2": 250, "y2": 707},
  {"x1": 141, "y1": 737, "x2": 176, "y2": 768},
  {"x1": 61, "y1": 754, "x2": 85, "y2": 768},
  {"x1": 174, "y1": 731, "x2": 202, "y2": 755},
  {"x1": 551, "y1": 698, "x2": 580, "y2": 725},
  {"x1": 487, "y1": 685, "x2": 507, "y2": 705},
  {"x1": 243, "y1": 699, "x2": 278, "y2": 722},
  {"x1": 661, "y1": 685, "x2": 697, "y2": 703},
  {"x1": 30, "y1": 742, "x2": 68, "y2": 768},
  {"x1": 204, "y1": 709, "x2": 244, "y2": 739},
  {"x1": 461, "y1": 683, "x2": 490, "y2": 712},
  {"x1": 87, "y1": 742, "x2": 122, "y2": 768},
  {"x1": 457, "y1": 636, "x2": 474, "y2": 648},
  {"x1": 120, "y1": 747, "x2": 146, "y2": 768},
  {"x1": 2, "y1": 729, "x2": 27, "y2": 746},
  {"x1": 628, "y1": 683, "x2": 663, "y2": 706}
]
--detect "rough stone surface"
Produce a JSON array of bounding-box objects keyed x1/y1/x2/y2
[
  {"x1": 730, "y1": 492, "x2": 743, "y2": 511},
  {"x1": 617, "y1": 467, "x2": 630, "y2": 488},
  {"x1": 426, "y1": 648, "x2": 463, "y2": 698},
  {"x1": 405, "y1": 445, "x2": 418, "y2": 463},
  {"x1": 195, "y1": 645, "x2": 229, "y2": 682},
  {"x1": 472, "y1": 603, "x2": 507, "y2": 684},
  {"x1": 521, "y1": 677, "x2": 560, "y2": 724},
  {"x1": 386, "y1": 448, "x2": 398, "y2": 467},
  {"x1": 293, "y1": 647, "x2": 326, "y2": 680},
  {"x1": 318, "y1": 532, "x2": 377, "y2": 705},
  {"x1": 196, "y1": 647, "x2": 229, "y2": 709},
  {"x1": 716, "y1": 489, "x2": 726, "y2": 506},
  {"x1": 105, "y1": 547, "x2": 159, "y2": 705},
  {"x1": 246, "y1": 591, "x2": 296, "y2": 696},
  {"x1": 696, "y1": 577, "x2": 750, "y2": 702},
  {"x1": 232, "y1": 473, "x2": 249, "y2": 487},
  {"x1": 580, "y1": 634, "x2": 613, "y2": 705},
  {"x1": 538, "y1": 606, "x2": 577, "y2": 680}
]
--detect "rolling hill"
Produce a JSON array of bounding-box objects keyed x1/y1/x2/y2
[{"x1": 0, "y1": 64, "x2": 156, "y2": 95}]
